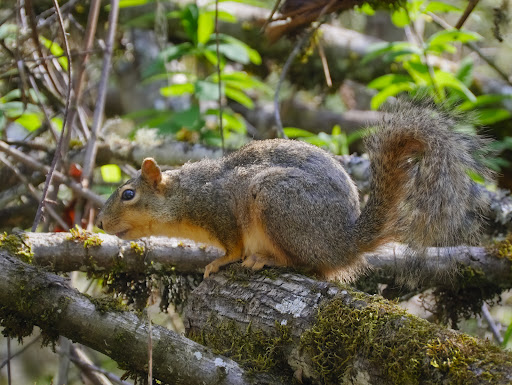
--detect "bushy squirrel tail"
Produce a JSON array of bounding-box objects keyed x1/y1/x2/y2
[{"x1": 355, "y1": 98, "x2": 493, "y2": 255}]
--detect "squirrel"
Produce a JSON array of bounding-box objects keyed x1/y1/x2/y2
[{"x1": 96, "y1": 98, "x2": 492, "y2": 280}]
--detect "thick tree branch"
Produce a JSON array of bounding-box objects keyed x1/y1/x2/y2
[
  {"x1": 0, "y1": 250, "x2": 277, "y2": 385},
  {"x1": 184, "y1": 271, "x2": 512, "y2": 384}
]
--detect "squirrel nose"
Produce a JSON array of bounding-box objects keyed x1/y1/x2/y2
[{"x1": 96, "y1": 218, "x2": 104, "y2": 230}]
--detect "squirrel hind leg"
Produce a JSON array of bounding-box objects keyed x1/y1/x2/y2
[{"x1": 242, "y1": 253, "x2": 276, "y2": 271}]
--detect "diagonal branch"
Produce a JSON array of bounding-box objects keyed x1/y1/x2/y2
[{"x1": 0, "y1": 250, "x2": 278, "y2": 385}]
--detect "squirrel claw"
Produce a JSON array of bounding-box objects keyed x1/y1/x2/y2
[{"x1": 203, "y1": 262, "x2": 219, "y2": 278}]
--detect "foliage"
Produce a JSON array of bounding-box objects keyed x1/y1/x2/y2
[
  {"x1": 284, "y1": 125, "x2": 366, "y2": 155},
  {"x1": 126, "y1": 2, "x2": 269, "y2": 147}
]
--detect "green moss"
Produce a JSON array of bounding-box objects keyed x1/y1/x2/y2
[
  {"x1": 86, "y1": 294, "x2": 128, "y2": 314},
  {"x1": 67, "y1": 225, "x2": 103, "y2": 248},
  {"x1": 489, "y1": 234, "x2": 512, "y2": 262},
  {"x1": 0, "y1": 232, "x2": 33, "y2": 263},
  {"x1": 130, "y1": 241, "x2": 145, "y2": 255},
  {"x1": 301, "y1": 286, "x2": 509, "y2": 385},
  {"x1": 189, "y1": 316, "x2": 292, "y2": 376},
  {"x1": 430, "y1": 264, "x2": 502, "y2": 327},
  {"x1": 0, "y1": 268, "x2": 69, "y2": 347}
]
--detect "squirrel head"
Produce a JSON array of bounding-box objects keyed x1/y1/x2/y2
[{"x1": 96, "y1": 158, "x2": 171, "y2": 239}]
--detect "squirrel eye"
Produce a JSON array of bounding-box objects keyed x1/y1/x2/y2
[{"x1": 121, "y1": 189, "x2": 135, "y2": 201}]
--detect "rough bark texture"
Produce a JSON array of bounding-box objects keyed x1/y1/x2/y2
[
  {"x1": 184, "y1": 270, "x2": 512, "y2": 384},
  {"x1": 0, "y1": 250, "x2": 278, "y2": 385}
]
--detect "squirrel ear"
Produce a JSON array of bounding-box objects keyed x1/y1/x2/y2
[{"x1": 141, "y1": 158, "x2": 162, "y2": 185}]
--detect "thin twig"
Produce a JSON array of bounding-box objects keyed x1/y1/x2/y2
[
  {"x1": 0, "y1": 154, "x2": 69, "y2": 229},
  {"x1": 274, "y1": 0, "x2": 336, "y2": 137},
  {"x1": 69, "y1": 345, "x2": 128, "y2": 385},
  {"x1": 0, "y1": 335, "x2": 41, "y2": 370},
  {"x1": 81, "y1": 0, "x2": 119, "y2": 187},
  {"x1": 215, "y1": 0, "x2": 225, "y2": 153},
  {"x1": 31, "y1": 0, "x2": 73, "y2": 231},
  {"x1": 261, "y1": 0, "x2": 283, "y2": 32},
  {"x1": 481, "y1": 303, "x2": 504, "y2": 345},
  {"x1": 0, "y1": 140, "x2": 104, "y2": 206},
  {"x1": 318, "y1": 41, "x2": 332, "y2": 87},
  {"x1": 455, "y1": 0, "x2": 480, "y2": 30}
]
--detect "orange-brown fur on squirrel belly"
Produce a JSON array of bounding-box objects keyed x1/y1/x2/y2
[{"x1": 96, "y1": 99, "x2": 492, "y2": 281}]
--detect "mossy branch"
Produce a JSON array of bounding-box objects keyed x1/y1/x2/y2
[
  {"x1": 5, "y1": 232, "x2": 512, "y2": 290},
  {"x1": 185, "y1": 269, "x2": 512, "y2": 384},
  {"x1": 0, "y1": 250, "x2": 279, "y2": 385}
]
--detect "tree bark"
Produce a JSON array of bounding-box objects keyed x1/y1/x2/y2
[
  {"x1": 0, "y1": 250, "x2": 278, "y2": 385},
  {"x1": 4, "y1": 232, "x2": 512, "y2": 289},
  {"x1": 185, "y1": 271, "x2": 512, "y2": 384}
]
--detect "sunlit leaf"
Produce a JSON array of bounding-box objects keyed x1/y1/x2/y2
[
  {"x1": 424, "y1": 1, "x2": 460, "y2": 13},
  {"x1": 225, "y1": 87, "x2": 253, "y2": 108},
  {"x1": 39, "y1": 36, "x2": 68, "y2": 70},
  {"x1": 427, "y1": 30, "x2": 481, "y2": 48},
  {"x1": 475, "y1": 109, "x2": 512, "y2": 125},
  {"x1": 391, "y1": 8, "x2": 410, "y2": 27},
  {"x1": 283, "y1": 127, "x2": 316, "y2": 138},
  {"x1": 198, "y1": 12, "x2": 215, "y2": 45},
  {"x1": 15, "y1": 113, "x2": 42, "y2": 131},
  {"x1": 160, "y1": 83, "x2": 195, "y2": 97},
  {"x1": 371, "y1": 83, "x2": 415, "y2": 110},
  {"x1": 101, "y1": 164, "x2": 123, "y2": 183},
  {"x1": 368, "y1": 74, "x2": 412, "y2": 90}
]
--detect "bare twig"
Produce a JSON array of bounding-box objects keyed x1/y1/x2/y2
[
  {"x1": 0, "y1": 140, "x2": 104, "y2": 206},
  {"x1": 0, "y1": 335, "x2": 41, "y2": 370},
  {"x1": 455, "y1": 0, "x2": 480, "y2": 30},
  {"x1": 31, "y1": 0, "x2": 73, "y2": 231},
  {"x1": 0, "y1": 153, "x2": 69, "y2": 229},
  {"x1": 215, "y1": 0, "x2": 225, "y2": 153},
  {"x1": 482, "y1": 303, "x2": 504, "y2": 345},
  {"x1": 81, "y1": 0, "x2": 119, "y2": 187},
  {"x1": 70, "y1": 345, "x2": 126, "y2": 385},
  {"x1": 274, "y1": 0, "x2": 336, "y2": 137}
]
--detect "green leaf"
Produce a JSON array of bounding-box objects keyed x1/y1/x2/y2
[
  {"x1": 15, "y1": 113, "x2": 42, "y2": 131},
  {"x1": 283, "y1": 127, "x2": 316, "y2": 138},
  {"x1": 225, "y1": 87, "x2": 253, "y2": 108},
  {"x1": 357, "y1": 3, "x2": 375, "y2": 15},
  {"x1": 39, "y1": 36, "x2": 68, "y2": 70},
  {"x1": 391, "y1": 8, "x2": 410, "y2": 27},
  {"x1": 368, "y1": 74, "x2": 412, "y2": 90},
  {"x1": 216, "y1": 34, "x2": 262, "y2": 65},
  {"x1": 404, "y1": 61, "x2": 430, "y2": 85},
  {"x1": 0, "y1": 89, "x2": 21, "y2": 103},
  {"x1": 143, "y1": 43, "x2": 193, "y2": 78},
  {"x1": 101, "y1": 164, "x2": 123, "y2": 183},
  {"x1": 435, "y1": 71, "x2": 476, "y2": 101},
  {"x1": 118, "y1": 0, "x2": 152, "y2": 7},
  {"x1": 204, "y1": 10, "x2": 237, "y2": 23},
  {"x1": 207, "y1": 43, "x2": 250, "y2": 64},
  {"x1": 170, "y1": 105, "x2": 203, "y2": 131},
  {"x1": 456, "y1": 56, "x2": 474, "y2": 86},
  {"x1": 505, "y1": 322, "x2": 512, "y2": 348},
  {"x1": 475, "y1": 109, "x2": 512, "y2": 125},
  {"x1": 423, "y1": 1, "x2": 460, "y2": 13},
  {"x1": 458, "y1": 94, "x2": 512, "y2": 111},
  {"x1": 362, "y1": 42, "x2": 421, "y2": 64},
  {"x1": 195, "y1": 80, "x2": 220, "y2": 100},
  {"x1": 197, "y1": 12, "x2": 215, "y2": 45},
  {"x1": 182, "y1": 4, "x2": 199, "y2": 44},
  {"x1": 427, "y1": 30, "x2": 481, "y2": 48},
  {"x1": 370, "y1": 83, "x2": 415, "y2": 110},
  {"x1": 160, "y1": 83, "x2": 195, "y2": 97}
]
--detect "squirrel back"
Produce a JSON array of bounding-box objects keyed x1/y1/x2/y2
[{"x1": 97, "y1": 98, "x2": 492, "y2": 281}]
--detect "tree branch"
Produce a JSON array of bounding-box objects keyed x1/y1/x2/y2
[
  {"x1": 185, "y1": 270, "x2": 512, "y2": 384},
  {"x1": 0, "y1": 250, "x2": 278, "y2": 385}
]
